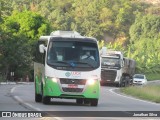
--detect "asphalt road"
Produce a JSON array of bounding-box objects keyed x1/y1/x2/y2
[
  {"x1": 10, "y1": 83, "x2": 160, "y2": 111},
  {"x1": 0, "y1": 84, "x2": 28, "y2": 111},
  {"x1": 0, "y1": 84, "x2": 41, "y2": 120},
  {"x1": 0, "y1": 83, "x2": 160, "y2": 120}
]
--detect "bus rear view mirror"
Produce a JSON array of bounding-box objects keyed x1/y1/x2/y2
[{"x1": 39, "y1": 44, "x2": 45, "y2": 53}]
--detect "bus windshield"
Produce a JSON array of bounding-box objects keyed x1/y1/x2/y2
[{"x1": 47, "y1": 40, "x2": 99, "y2": 70}]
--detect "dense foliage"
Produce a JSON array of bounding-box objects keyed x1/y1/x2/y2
[
  {"x1": 0, "y1": 0, "x2": 160, "y2": 81},
  {"x1": 129, "y1": 14, "x2": 160, "y2": 73},
  {"x1": 0, "y1": 10, "x2": 50, "y2": 80}
]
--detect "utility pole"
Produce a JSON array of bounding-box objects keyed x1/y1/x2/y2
[{"x1": 11, "y1": 72, "x2": 14, "y2": 82}]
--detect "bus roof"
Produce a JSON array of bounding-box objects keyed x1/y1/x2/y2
[
  {"x1": 39, "y1": 36, "x2": 49, "y2": 41},
  {"x1": 50, "y1": 31, "x2": 82, "y2": 37},
  {"x1": 39, "y1": 31, "x2": 97, "y2": 42}
]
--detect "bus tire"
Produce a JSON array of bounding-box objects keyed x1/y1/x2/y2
[
  {"x1": 35, "y1": 81, "x2": 42, "y2": 102},
  {"x1": 116, "y1": 83, "x2": 120, "y2": 87},
  {"x1": 35, "y1": 93, "x2": 42, "y2": 102},
  {"x1": 90, "y1": 99, "x2": 98, "y2": 106},
  {"x1": 100, "y1": 81, "x2": 104, "y2": 86},
  {"x1": 76, "y1": 99, "x2": 83, "y2": 104},
  {"x1": 42, "y1": 96, "x2": 50, "y2": 104}
]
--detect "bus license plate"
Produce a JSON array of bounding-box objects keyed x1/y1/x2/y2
[{"x1": 68, "y1": 84, "x2": 78, "y2": 88}]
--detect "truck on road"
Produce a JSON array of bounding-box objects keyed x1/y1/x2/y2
[
  {"x1": 34, "y1": 31, "x2": 101, "y2": 106},
  {"x1": 100, "y1": 48, "x2": 136, "y2": 87}
]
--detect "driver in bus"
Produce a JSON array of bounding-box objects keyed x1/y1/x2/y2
[{"x1": 81, "y1": 51, "x2": 95, "y2": 60}]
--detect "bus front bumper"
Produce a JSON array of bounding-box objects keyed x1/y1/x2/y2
[{"x1": 43, "y1": 78, "x2": 100, "y2": 99}]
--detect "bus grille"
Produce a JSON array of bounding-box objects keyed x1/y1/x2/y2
[
  {"x1": 60, "y1": 78, "x2": 86, "y2": 85},
  {"x1": 101, "y1": 70, "x2": 117, "y2": 81},
  {"x1": 60, "y1": 78, "x2": 86, "y2": 93},
  {"x1": 62, "y1": 88, "x2": 83, "y2": 92}
]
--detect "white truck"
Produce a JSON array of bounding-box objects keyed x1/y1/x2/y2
[{"x1": 100, "y1": 48, "x2": 136, "y2": 87}]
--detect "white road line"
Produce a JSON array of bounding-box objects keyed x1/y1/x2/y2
[
  {"x1": 11, "y1": 86, "x2": 16, "y2": 93},
  {"x1": 10, "y1": 85, "x2": 63, "y2": 120},
  {"x1": 109, "y1": 88, "x2": 160, "y2": 106},
  {"x1": 54, "y1": 117, "x2": 64, "y2": 120},
  {"x1": 13, "y1": 95, "x2": 41, "y2": 111}
]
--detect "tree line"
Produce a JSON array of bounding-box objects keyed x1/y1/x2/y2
[{"x1": 0, "y1": 0, "x2": 160, "y2": 81}]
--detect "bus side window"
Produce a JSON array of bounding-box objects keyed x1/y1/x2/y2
[
  {"x1": 42, "y1": 51, "x2": 46, "y2": 65},
  {"x1": 49, "y1": 48, "x2": 57, "y2": 61},
  {"x1": 35, "y1": 41, "x2": 47, "y2": 64},
  {"x1": 35, "y1": 42, "x2": 42, "y2": 63}
]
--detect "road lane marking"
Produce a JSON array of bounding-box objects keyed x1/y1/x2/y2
[
  {"x1": 109, "y1": 88, "x2": 160, "y2": 106},
  {"x1": 39, "y1": 117, "x2": 64, "y2": 120},
  {"x1": 11, "y1": 86, "x2": 16, "y2": 93},
  {"x1": 10, "y1": 85, "x2": 63, "y2": 120}
]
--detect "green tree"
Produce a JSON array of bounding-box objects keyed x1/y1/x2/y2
[
  {"x1": 0, "y1": 0, "x2": 13, "y2": 20},
  {"x1": 0, "y1": 10, "x2": 51, "y2": 80},
  {"x1": 129, "y1": 14, "x2": 160, "y2": 73},
  {"x1": 0, "y1": 31, "x2": 31, "y2": 80}
]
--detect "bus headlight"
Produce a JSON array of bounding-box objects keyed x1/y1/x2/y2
[
  {"x1": 52, "y1": 78, "x2": 58, "y2": 83},
  {"x1": 47, "y1": 77, "x2": 58, "y2": 83},
  {"x1": 87, "y1": 79, "x2": 96, "y2": 85}
]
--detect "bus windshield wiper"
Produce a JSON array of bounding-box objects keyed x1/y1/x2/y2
[
  {"x1": 74, "y1": 61, "x2": 95, "y2": 68},
  {"x1": 48, "y1": 61, "x2": 71, "y2": 66},
  {"x1": 48, "y1": 60, "x2": 95, "y2": 68}
]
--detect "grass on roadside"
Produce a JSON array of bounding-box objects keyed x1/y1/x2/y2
[{"x1": 121, "y1": 85, "x2": 160, "y2": 103}]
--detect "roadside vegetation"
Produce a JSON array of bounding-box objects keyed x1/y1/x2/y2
[
  {"x1": 146, "y1": 73, "x2": 160, "y2": 81},
  {"x1": 121, "y1": 85, "x2": 160, "y2": 103},
  {"x1": 0, "y1": 75, "x2": 5, "y2": 82}
]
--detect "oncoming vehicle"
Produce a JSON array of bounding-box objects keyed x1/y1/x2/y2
[
  {"x1": 34, "y1": 31, "x2": 101, "y2": 106},
  {"x1": 133, "y1": 74, "x2": 147, "y2": 85},
  {"x1": 100, "y1": 48, "x2": 136, "y2": 87}
]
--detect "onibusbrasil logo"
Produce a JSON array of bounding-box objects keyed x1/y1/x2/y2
[{"x1": 65, "y1": 72, "x2": 71, "y2": 77}]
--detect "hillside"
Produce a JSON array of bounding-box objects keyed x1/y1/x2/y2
[{"x1": 144, "y1": 0, "x2": 160, "y2": 4}]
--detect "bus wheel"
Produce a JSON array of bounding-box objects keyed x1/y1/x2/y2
[
  {"x1": 76, "y1": 99, "x2": 83, "y2": 104},
  {"x1": 90, "y1": 99, "x2": 98, "y2": 106},
  {"x1": 42, "y1": 96, "x2": 50, "y2": 104},
  {"x1": 116, "y1": 83, "x2": 120, "y2": 87},
  {"x1": 100, "y1": 81, "x2": 104, "y2": 86},
  {"x1": 35, "y1": 93, "x2": 42, "y2": 102}
]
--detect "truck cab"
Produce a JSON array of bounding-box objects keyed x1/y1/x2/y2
[{"x1": 100, "y1": 48, "x2": 135, "y2": 87}]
